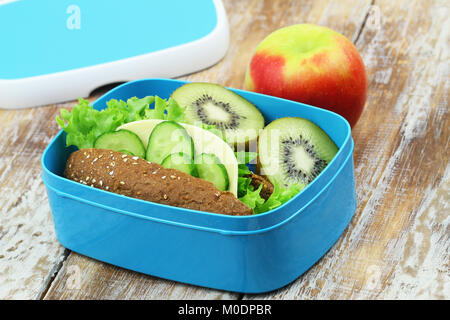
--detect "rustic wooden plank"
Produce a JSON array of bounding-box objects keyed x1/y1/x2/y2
[
  {"x1": 41, "y1": 0, "x2": 373, "y2": 299},
  {"x1": 244, "y1": 0, "x2": 449, "y2": 299},
  {"x1": 43, "y1": 254, "x2": 236, "y2": 300},
  {"x1": 0, "y1": 105, "x2": 68, "y2": 299}
]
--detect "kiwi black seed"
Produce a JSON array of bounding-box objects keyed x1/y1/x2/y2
[
  {"x1": 170, "y1": 82, "x2": 265, "y2": 147},
  {"x1": 281, "y1": 136, "x2": 328, "y2": 183},
  {"x1": 258, "y1": 117, "x2": 339, "y2": 188},
  {"x1": 193, "y1": 94, "x2": 242, "y2": 130}
]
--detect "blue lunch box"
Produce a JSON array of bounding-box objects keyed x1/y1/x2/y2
[{"x1": 41, "y1": 78, "x2": 356, "y2": 294}]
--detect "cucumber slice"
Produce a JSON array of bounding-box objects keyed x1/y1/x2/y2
[
  {"x1": 161, "y1": 152, "x2": 199, "y2": 177},
  {"x1": 94, "y1": 130, "x2": 145, "y2": 158},
  {"x1": 146, "y1": 120, "x2": 194, "y2": 164},
  {"x1": 195, "y1": 153, "x2": 229, "y2": 191}
]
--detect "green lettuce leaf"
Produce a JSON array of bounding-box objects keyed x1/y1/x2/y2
[
  {"x1": 239, "y1": 178, "x2": 304, "y2": 214},
  {"x1": 125, "y1": 96, "x2": 155, "y2": 122},
  {"x1": 147, "y1": 96, "x2": 167, "y2": 120},
  {"x1": 56, "y1": 98, "x2": 128, "y2": 150},
  {"x1": 239, "y1": 183, "x2": 265, "y2": 209},
  {"x1": 236, "y1": 154, "x2": 304, "y2": 214},
  {"x1": 237, "y1": 164, "x2": 253, "y2": 198},
  {"x1": 56, "y1": 96, "x2": 186, "y2": 150},
  {"x1": 253, "y1": 182, "x2": 304, "y2": 214},
  {"x1": 165, "y1": 98, "x2": 186, "y2": 122}
]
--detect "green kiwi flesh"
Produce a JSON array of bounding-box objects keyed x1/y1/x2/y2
[
  {"x1": 170, "y1": 82, "x2": 265, "y2": 146},
  {"x1": 257, "y1": 117, "x2": 338, "y2": 188}
]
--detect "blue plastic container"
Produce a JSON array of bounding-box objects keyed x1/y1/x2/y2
[{"x1": 41, "y1": 78, "x2": 356, "y2": 293}]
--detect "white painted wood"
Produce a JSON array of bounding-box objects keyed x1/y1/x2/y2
[{"x1": 0, "y1": 108, "x2": 66, "y2": 299}]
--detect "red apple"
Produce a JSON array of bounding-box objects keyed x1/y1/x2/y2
[{"x1": 245, "y1": 24, "x2": 367, "y2": 128}]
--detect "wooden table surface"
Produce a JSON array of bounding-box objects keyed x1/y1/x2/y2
[{"x1": 0, "y1": 0, "x2": 448, "y2": 300}]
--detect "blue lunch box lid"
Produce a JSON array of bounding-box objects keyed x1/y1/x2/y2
[
  {"x1": 0, "y1": 0, "x2": 229, "y2": 109},
  {"x1": 0, "y1": 0, "x2": 218, "y2": 79}
]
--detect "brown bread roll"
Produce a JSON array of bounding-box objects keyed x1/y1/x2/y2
[{"x1": 64, "y1": 148, "x2": 252, "y2": 216}]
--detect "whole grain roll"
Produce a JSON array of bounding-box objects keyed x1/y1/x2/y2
[{"x1": 64, "y1": 148, "x2": 252, "y2": 216}]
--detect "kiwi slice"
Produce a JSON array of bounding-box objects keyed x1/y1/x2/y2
[
  {"x1": 258, "y1": 117, "x2": 338, "y2": 188},
  {"x1": 170, "y1": 82, "x2": 265, "y2": 147}
]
